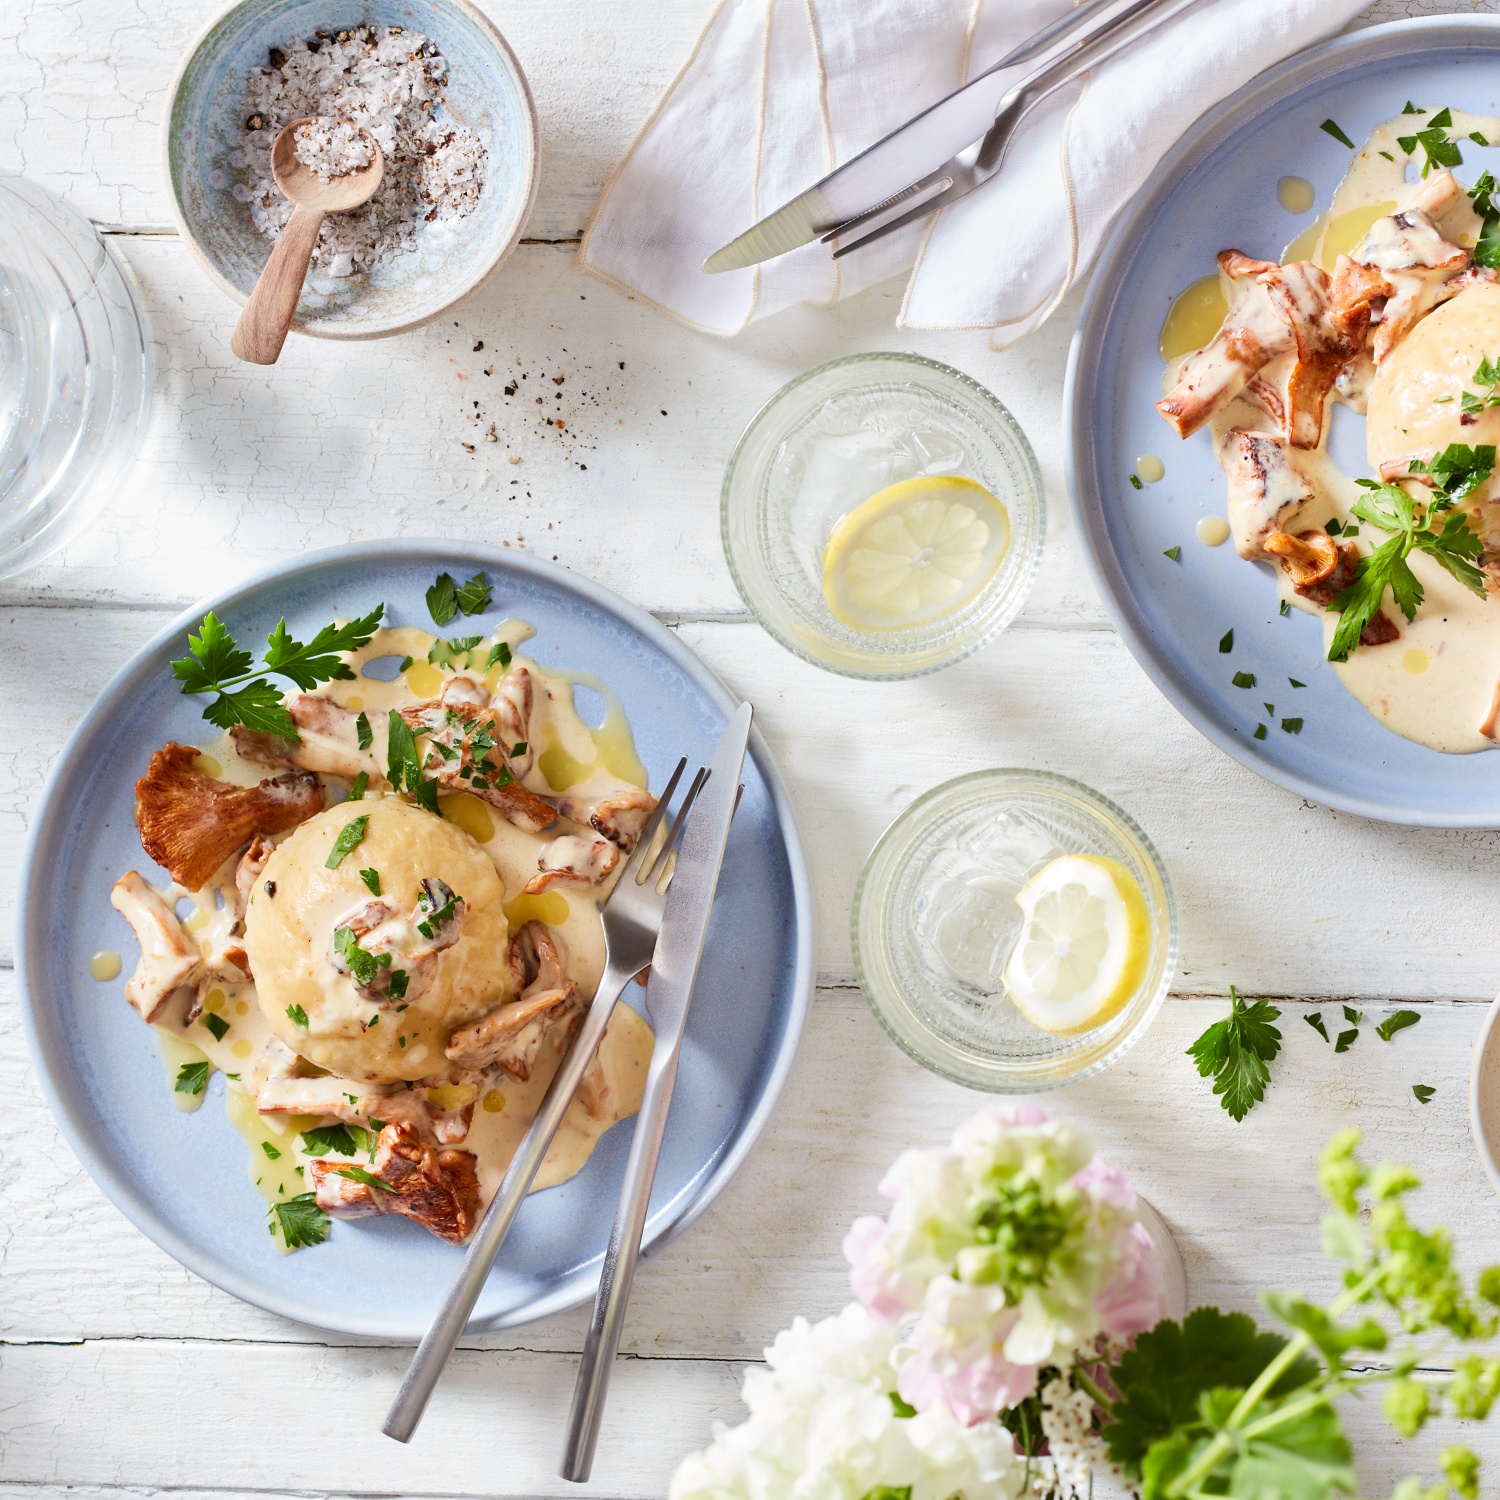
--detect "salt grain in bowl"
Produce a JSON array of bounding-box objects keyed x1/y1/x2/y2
[
  {"x1": 292, "y1": 117, "x2": 374, "y2": 180},
  {"x1": 233, "y1": 24, "x2": 487, "y2": 280}
]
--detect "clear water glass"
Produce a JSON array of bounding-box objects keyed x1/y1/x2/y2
[
  {"x1": 722, "y1": 353, "x2": 1043, "y2": 678},
  {"x1": 0, "y1": 175, "x2": 153, "y2": 579},
  {"x1": 854, "y1": 769, "x2": 1176, "y2": 1092}
]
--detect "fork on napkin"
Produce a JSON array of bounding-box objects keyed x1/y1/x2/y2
[{"x1": 579, "y1": 0, "x2": 1369, "y2": 345}]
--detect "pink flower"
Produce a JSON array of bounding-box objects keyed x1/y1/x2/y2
[
  {"x1": 1072, "y1": 1159, "x2": 1136, "y2": 1211},
  {"x1": 844, "y1": 1216, "x2": 915, "y2": 1324},
  {"x1": 1094, "y1": 1221, "x2": 1166, "y2": 1338}
]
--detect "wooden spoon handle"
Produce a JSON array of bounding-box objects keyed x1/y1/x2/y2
[{"x1": 230, "y1": 202, "x2": 324, "y2": 365}]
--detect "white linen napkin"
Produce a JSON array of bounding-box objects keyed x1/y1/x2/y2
[{"x1": 578, "y1": 0, "x2": 1369, "y2": 346}]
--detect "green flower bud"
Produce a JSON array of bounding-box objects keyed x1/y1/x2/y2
[
  {"x1": 1440, "y1": 1445, "x2": 1480, "y2": 1500},
  {"x1": 1383, "y1": 1377, "x2": 1431, "y2": 1439}
]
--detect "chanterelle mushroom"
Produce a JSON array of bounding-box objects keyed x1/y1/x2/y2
[
  {"x1": 231, "y1": 695, "x2": 383, "y2": 781},
  {"x1": 309, "y1": 1121, "x2": 481, "y2": 1244},
  {"x1": 136, "y1": 742, "x2": 321, "y2": 890},
  {"x1": 109, "y1": 871, "x2": 201, "y2": 1022},
  {"x1": 1263, "y1": 530, "x2": 1339, "y2": 590},
  {"x1": 1220, "y1": 431, "x2": 1316, "y2": 560}
]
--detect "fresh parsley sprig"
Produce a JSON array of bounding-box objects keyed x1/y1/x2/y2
[
  {"x1": 272, "y1": 1192, "x2": 330, "y2": 1249},
  {"x1": 1461, "y1": 356, "x2": 1500, "y2": 417},
  {"x1": 426, "y1": 570, "x2": 492, "y2": 626},
  {"x1": 170, "y1": 606, "x2": 384, "y2": 741},
  {"x1": 1187, "y1": 987, "x2": 1282, "y2": 1122},
  {"x1": 1472, "y1": 171, "x2": 1500, "y2": 269},
  {"x1": 1327, "y1": 458, "x2": 1490, "y2": 663}
]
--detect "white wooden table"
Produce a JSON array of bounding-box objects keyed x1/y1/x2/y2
[{"x1": 3, "y1": 0, "x2": 1499, "y2": 1494}]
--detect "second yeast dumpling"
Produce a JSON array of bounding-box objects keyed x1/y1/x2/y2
[{"x1": 245, "y1": 794, "x2": 511, "y2": 1082}]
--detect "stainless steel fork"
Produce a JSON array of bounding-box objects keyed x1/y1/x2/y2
[{"x1": 383, "y1": 756, "x2": 708, "y2": 1442}]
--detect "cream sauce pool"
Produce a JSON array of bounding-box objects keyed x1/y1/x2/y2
[
  {"x1": 1161, "y1": 108, "x2": 1500, "y2": 754},
  {"x1": 138, "y1": 619, "x2": 656, "y2": 1246}
]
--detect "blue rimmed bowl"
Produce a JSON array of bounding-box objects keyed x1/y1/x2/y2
[{"x1": 163, "y1": 0, "x2": 538, "y2": 339}]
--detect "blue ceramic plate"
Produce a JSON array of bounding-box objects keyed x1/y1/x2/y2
[
  {"x1": 1067, "y1": 16, "x2": 1500, "y2": 827},
  {"x1": 16, "y1": 543, "x2": 812, "y2": 1337}
]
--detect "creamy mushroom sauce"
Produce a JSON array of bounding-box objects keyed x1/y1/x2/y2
[
  {"x1": 137, "y1": 621, "x2": 654, "y2": 1246},
  {"x1": 1161, "y1": 110, "x2": 1500, "y2": 753}
]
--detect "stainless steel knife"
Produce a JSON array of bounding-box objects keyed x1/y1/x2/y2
[
  {"x1": 704, "y1": 0, "x2": 1199, "y2": 272},
  {"x1": 558, "y1": 700, "x2": 753, "y2": 1483}
]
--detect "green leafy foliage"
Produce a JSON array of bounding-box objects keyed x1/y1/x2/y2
[
  {"x1": 359, "y1": 867, "x2": 381, "y2": 896},
  {"x1": 1396, "y1": 108, "x2": 1464, "y2": 176},
  {"x1": 301, "y1": 1123, "x2": 370, "y2": 1157},
  {"x1": 385, "y1": 708, "x2": 443, "y2": 818},
  {"x1": 174, "y1": 1060, "x2": 209, "y2": 1095},
  {"x1": 426, "y1": 571, "x2": 492, "y2": 626},
  {"x1": 1413, "y1": 1083, "x2": 1436, "y2": 1104},
  {"x1": 356, "y1": 711, "x2": 373, "y2": 750},
  {"x1": 1327, "y1": 471, "x2": 1488, "y2": 662},
  {"x1": 1187, "y1": 988, "x2": 1281, "y2": 1121},
  {"x1": 285, "y1": 1003, "x2": 308, "y2": 1029},
  {"x1": 201, "y1": 1012, "x2": 230, "y2": 1042},
  {"x1": 1377, "y1": 1010, "x2": 1421, "y2": 1042},
  {"x1": 1306, "y1": 1012, "x2": 1329, "y2": 1042},
  {"x1": 325, "y1": 814, "x2": 369, "y2": 869},
  {"x1": 170, "y1": 606, "x2": 383, "y2": 739},
  {"x1": 271, "y1": 1192, "x2": 330, "y2": 1249},
  {"x1": 486, "y1": 640, "x2": 512, "y2": 671},
  {"x1": 428, "y1": 635, "x2": 482, "y2": 667},
  {"x1": 1103, "y1": 1308, "x2": 1320, "y2": 1475},
  {"x1": 335, "y1": 1165, "x2": 391, "y2": 1191},
  {"x1": 1320, "y1": 118, "x2": 1356, "y2": 148}
]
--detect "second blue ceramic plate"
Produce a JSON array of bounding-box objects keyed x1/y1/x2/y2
[
  {"x1": 16, "y1": 542, "x2": 812, "y2": 1337},
  {"x1": 1067, "y1": 16, "x2": 1500, "y2": 826}
]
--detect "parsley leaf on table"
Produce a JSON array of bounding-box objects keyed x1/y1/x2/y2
[
  {"x1": 455, "y1": 572, "x2": 491, "y2": 614},
  {"x1": 1413, "y1": 1084, "x2": 1436, "y2": 1104},
  {"x1": 1187, "y1": 987, "x2": 1282, "y2": 1121},
  {"x1": 1305, "y1": 1012, "x2": 1329, "y2": 1042},
  {"x1": 170, "y1": 606, "x2": 383, "y2": 740},
  {"x1": 272, "y1": 1192, "x2": 330, "y2": 1249},
  {"x1": 1326, "y1": 464, "x2": 1489, "y2": 662},
  {"x1": 427, "y1": 571, "x2": 492, "y2": 625},
  {"x1": 1376, "y1": 1009, "x2": 1421, "y2": 1042}
]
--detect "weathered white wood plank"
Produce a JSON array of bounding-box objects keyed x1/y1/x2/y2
[
  {"x1": 10, "y1": 235, "x2": 1096, "y2": 625},
  {"x1": 4, "y1": 962, "x2": 1493, "y2": 1349},
  {"x1": 5, "y1": 607, "x2": 1500, "y2": 996}
]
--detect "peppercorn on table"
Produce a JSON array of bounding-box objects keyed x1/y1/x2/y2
[{"x1": 2, "y1": 0, "x2": 1499, "y2": 1495}]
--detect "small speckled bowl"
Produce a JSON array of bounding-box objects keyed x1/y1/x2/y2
[{"x1": 163, "y1": 0, "x2": 538, "y2": 339}]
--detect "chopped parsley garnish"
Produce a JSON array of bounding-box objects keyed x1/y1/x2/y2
[
  {"x1": 1305, "y1": 1012, "x2": 1329, "y2": 1042},
  {"x1": 1281, "y1": 717, "x2": 1303, "y2": 734},
  {"x1": 1319, "y1": 118, "x2": 1355, "y2": 149},
  {"x1": 336, "y1": 1165, "x2": 391, "y2": 1191},
  {"x1": 1344, "y1": 1004, "x2": 1364, "y2": 1025},
  {"x1": 1289, "y1": 678, "x2": 1306, "y2": 688},
  {"x1": 1335, "y1": 1028, "x2": 1358, "y2": 1053},
  {"x1": 286, "y1": 1003, "x2": 309, "y2": 1029},
  {"x1": 1378, "y1": 149, "x2": 1395, "y2": 161},
  {"x1": 1474, "y1": 132, "x2": 1491, "y2": 146},
  {"x1": 399, "y1": 655, "x2": 414, "y2": 672},
  {"x1": 1279, "y1": 599, "x2": 1290, "y2": 616},
  {"x1": 1232, "y1": 671, "x2": 1255, "y2": 688},
  {"x1": 1376, "y1": 1009, "x2": 1421, "y2": 1042},
  {"x1": 1253, "y1": 724, "x2": 1267, "y2": 740},
  {"x1": 201, "y1": 1012, "x2": 230, "y2": 1042},
  {"x1": 1402, "y1": 100, "x2": 1421, "y2": 114},
  {"x1": 170, "y1": 606, "x2": 384, "y2": 741},
  {"x1": 1325, "y1": 518, "x2": 1343, "y2": 536},
  {"x1": 388, "y1": 968, "x2": 410, "y2": 1000},
  {"x1": 356, "y1": 711, "x2": 373, "y2": 750},
  {"x1": 272, "y1": 1192, "x2": 330, "y2": 1249},
  {"x1": 427, "y1": 571, "x2": 492, "y2": 625},
  {"x1": 1164, "y1": 546, "x2": 1181, "y2": 561},
  {"x1": 1413, "y1": 1084, "x2": 1436, "y2": 1104},
  {"x1": 359, "y1": 867, "x2": 381, "y2": 896},
  {"x1": 1263, "y1": 702, "x2": 1275, "y2": 716},
  {"x1": 398, "y1": 1035, "x2": 407, "y2": 1049},
  {"x1": 302, "y1": 1123, "x2": 369, "y2": 1157},
  {"x1": 333, "y1": 925, "x2": 392, "y2": 987},
  {"x1": 416, "y1": 895, "x2": 460, "y2": 939},
  {"x1": 1396, "y1": 107, "x2": 1464, "y2": 177},
  {"x1": 325, "y1": 814, "x2": 369, "y2": 869},
  {"x1": 346, "y1": 771, "x2": 368, "y2": 801},
  {"x1": 261, "y1": 1140, "x2": 281, "y2": 1160},
  {"x1": 486, "y1": 640, "x2": 512, "y2": 671},
  {"x1": 1461, "y1": 355, "x2": 1500, "y2": 416},
  {"x1": 1129, "y1": 472, "x2": 1143, "y2": 490},
  {"x1": 175, "y1": 1060, "x2": 210, "y2": 1095},
  {"x1": 511, "y1": 741, "x2": 528, "y2": 758},
  {"x1": 386, "y1": 709, "x2": 443, "y2": 818},
  {"x1": 1219, "y1": 629, "x2": 1234, "y2": 654},
  {"x1": 1187, "y1": 987, "x2": 1281, "y2": 1122},
  {"x1": 1327, "y1": 460, "x2": 1490, "y2": 662},
  {"x1": 428, "y1": 635, "x2": 482, "y2": 667}
]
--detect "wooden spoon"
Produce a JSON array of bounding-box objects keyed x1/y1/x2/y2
[{"x1": 230, "y1": 118, "x2": 384, "y2": 365}]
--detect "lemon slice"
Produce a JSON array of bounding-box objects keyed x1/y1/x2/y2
[
  {"x1": 1003, "y1": 855, "x2": 1150, "y2": 1035},
  {"x1": 822, "y1": 476, "x2": 1010, "y2": 631}
]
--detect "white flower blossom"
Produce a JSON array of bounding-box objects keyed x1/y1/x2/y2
[{"x1": 669, "y1": 1303, "x2": 1026, "y2": 1500}]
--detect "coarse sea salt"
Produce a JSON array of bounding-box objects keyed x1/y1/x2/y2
[
  {"x1": 292, "y1": 117, "x2": 372, "y2": 180},
  {"x1": 233, "y1": 24, "x2": 487, "y2": 278}
]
